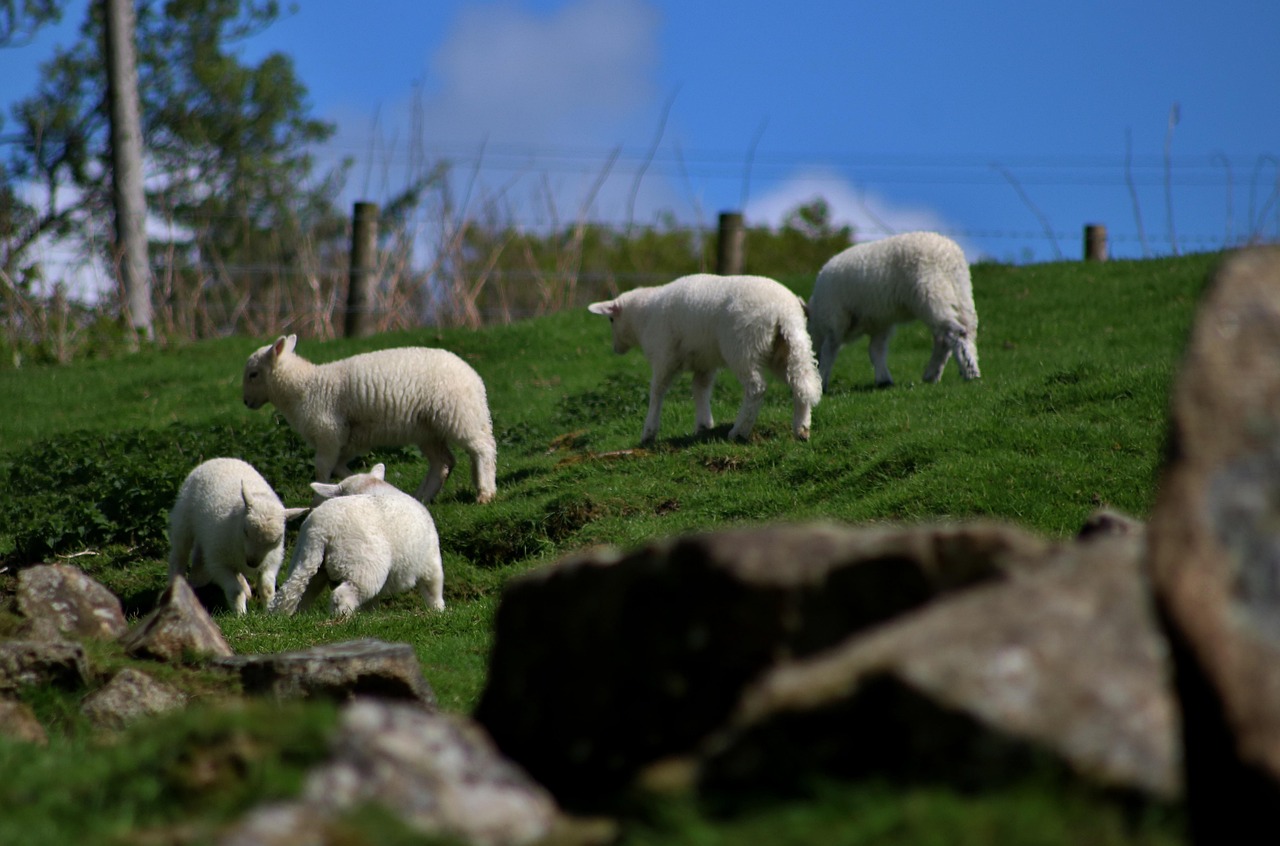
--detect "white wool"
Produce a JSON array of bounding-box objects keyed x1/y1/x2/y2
[
  {"x1": 242, "y1": 336, "x2": 497, "y2": 504},
  {"x1": 807, "y1": 231, "x2": 981, "y2": 390},
  {"x1": 269, "y1": 470, "x2": 444, "y2": 618},
  {"x1": 588, "y1": 273, "x2": 822, "y2": 443},
  {"x1": 167, "y1": 457, "x2": 307, "y2": 615}
]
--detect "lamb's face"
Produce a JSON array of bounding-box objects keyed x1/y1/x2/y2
[
  {"x1": 242, "y1": 345, "x2": 273, "y2": 409},
  {"x1": 587, "y1": 299, "x2": 635, "y2": 354},
  {"x1": 243, "y1": 511, "x2": 285, "y2": 569}
]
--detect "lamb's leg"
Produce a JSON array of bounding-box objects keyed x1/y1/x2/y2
[
  {"x1": 215, "y1": 569, "x2": 251, "y2": 616},
  {"x1": 296, "y1": 571, "x2": 330, "y2": 612},
  {"x1": 642, "y1": 366, "x2": 678, "y2": 445},
  {"x1": 466, "y1": 437, "x2": 499, "y2": 504},
  {"x1": 868, "y1": 329, "x2": 895, "y2": 387},
  {"x1": 330, "y1": 582, "x2": 362, "y2": 618},
  {"x1": 417, "y1": 576, "x2": 446, "y2": 612},
  {"x1": 167, "y1": 525, "x2": 193, "y2": 583},
  {"x1": 691, "y1": 370, "x2": 716, "y2": 433},
  {"x1": 816, "y1": 333, "x2": 842, "y2": 393},
  {"x1": 951, "y1": 326, "x2": 981, "y2": 380},
  {"x1": 728, "y1": 368, "x2": 767, "y2": 441},
  {"x1": 415, "y1": 439, "x2": 456, "y2": 502},
  {"x1": 923, "y1": 330, "x2": 954, "y2": 383}
]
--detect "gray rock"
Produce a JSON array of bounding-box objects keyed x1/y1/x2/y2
[
  {"x1": 223, "y1": 700, "x2": 562, "y2": 846},
  {"x1": 697, "y1": 532, "x2": 1180, "y2": 801},
  {"x1": 1147, "y1": 246, "x2": 1280, "y2": 842},
  {"x1": 120, "y1": 576, "x2": 233, "y2": 662},
  {"x1": 0, "y1": 697, "x2": 47, "y2": 745},
  {"x1": 81, "y1": 668, "x2": 187, "y2": 730},
  {"x1": 0, "y1": 640, "x2": 90, "y2": 692},
  {"x1": 475, "y1": 520, "x2": 1050, "y2": 808},
  {"x1": 213, "y1": 639, "x2": 436, "y2": 708},
  {"x1": 16, "y1": 563, "x2": 127, "y2": 641}
]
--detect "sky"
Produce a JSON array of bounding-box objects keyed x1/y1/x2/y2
[{"x1": 2, "y1": 0, "x2": 1279, "y2": 280}]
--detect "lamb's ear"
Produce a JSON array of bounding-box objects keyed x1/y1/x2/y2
[
  {"x1": 588, "y1": 300, "x2": 620, "y2": 318},
  {"x1": 310, "y1": 480, "x2": 342, "y2": 499},
  {"x1": 272, "y1": 334, "x2": 297, "y2": 358},
  {"x1": 370, "y1": 463, "x2": 386, "y2": 480},
  {"x1": 284, "y1": 507, "x2": 310, "y2": 521}
]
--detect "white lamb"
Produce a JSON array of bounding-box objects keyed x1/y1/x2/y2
[
  {"x1": 588, "y1": 273, "x2": 822, "y2": 443},
  {"x1": 167, "y1": 458, "x2": 308, "y2": 615},
  {"x1": 807, "y1": 231, "x2": 981, "y2": 390},
  {"x1": 242, "y1": 335, "x2": 497, "y2": 504},
  {"x1": 269, "y1": 464, "x2": 445, "y2": 618}
]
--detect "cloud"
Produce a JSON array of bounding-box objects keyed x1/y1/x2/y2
[{"x1": 745, "y1": 167, "x2": 978, "y2": 258}]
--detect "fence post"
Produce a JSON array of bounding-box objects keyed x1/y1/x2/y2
[
  {"x1": 716, "y1": 211, "x2": 745, "y2": 275},
  {"x1": 1083, "y1": 223, "x2": 1108, "y2": 262},
  {"x1": 345, "y1": 201, "x2": 379, "y2": 337}
]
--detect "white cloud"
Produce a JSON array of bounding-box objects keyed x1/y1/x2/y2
[{"x1": 745, "y1": 167, "x2": 978, "y2": 259}]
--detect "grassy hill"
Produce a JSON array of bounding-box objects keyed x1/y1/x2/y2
[{"x1": 0, "y1": 253, "x2": 1216, "y2": 844}]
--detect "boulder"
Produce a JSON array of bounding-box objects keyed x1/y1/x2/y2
[
  {"x1": 81, "y1": 668, "x2": 187, "y2": 730},
  {"x1": 120, "y1": 576, "x2": 233, "y2": 662},
  {"x1": 0, "y1": 697, "x2": 47, "y2": 745},
  {"x1": 696, "y1": 532, "x2": 1179, "y2": 801},
  {"x1": 0, "y1": 639, "x2": 90, "y2": 692},
  {"x1": 213, "y1": 639, "x2": 436, "y2": 708},
  {"x1": 475, "y1": 521, "x2": 1050, "y2": 808},
  {"x1": 223, "y1": 700, "x2": 565, "y2": 846},
  {"x1": 16, "y1": 564, "x2": 128, "y2": 641},
  {"x1": 1147, "y1": 246, "x2": 1280, "y2": 842}
]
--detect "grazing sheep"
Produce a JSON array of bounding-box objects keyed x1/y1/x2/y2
[
  {"x1": 167, "y1": 458, "x2": 308, "y2": 615},
  {"x1": 242, "y1": 335, "x2": 497, "y2": 504},
  {"x1": 807, "y1": 231, "x2": 980, "y2": 390},
  {"x1": 588, "y1": 273, "x2": 822, "y2": 443},
  {"x1": 269, "y1": 465, "x2": 444, "y2": 618}
]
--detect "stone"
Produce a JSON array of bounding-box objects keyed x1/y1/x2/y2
[
  {"x1": 474, "y1": 520, "x2": 1050, "y2": 808},
  {"x1": 81, "y1": 668, "x2": 187, "y2": 730},
  {"x1": 697, "y1": 532, "x2": 1180, "y2": 801},
  {"x1": 0, "y1": 697, "x2": 47, "y2": 745},
  {"x1": 120, "y1": 576, "x2": 233, "y2": 662},
  {"x1": 16, "y1": 563, "x2": 127, "y2": 641},
  {"x1": 213, "y1": 639, "x2": 436, "y2": 708},
  {"x1": 1146, "y1": 246, "x2": 1280, "y2": 843},
  {"x1": 0, "y1": 640, "x2": 90, "y2": 692},
  {"x1": 223, "y1": 700, "x2": 563, "y2": 846}
]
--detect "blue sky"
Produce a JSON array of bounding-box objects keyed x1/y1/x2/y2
[{"x1": 3, "y1": 0, "x2": 1279, "y2": 265}]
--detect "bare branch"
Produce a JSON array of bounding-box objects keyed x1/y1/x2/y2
[
  {"x1": 992, "y1": 163, "x2": 1062, "y2": 260},
  {"x1": 740, "y1": 117, "x2": 768, "y2": 212},
  {"x1": 1124, "y1": 128, "x2": 1150, "y2": 257}
]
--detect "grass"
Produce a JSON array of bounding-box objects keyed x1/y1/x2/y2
[{"x1": 0, "y1": 252, "x2": 1219, "y2": 844}]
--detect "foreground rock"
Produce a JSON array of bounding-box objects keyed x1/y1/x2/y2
[
  {"x1": 16, "y1": 563, "x2": 128, "y2": 641},
  {"x1": 214, "y1": 639, "x2": 436, "y2": 708},
  {"x1": 121, "y1": 576, "x2": 233, "y2": 662},
  {"x1": 1147, "y1": 246, "x2": 1280, "y2": 842},
  {"x1": 0, "y1": 697, "x2": 48, "y2": 745},
  {"x1": 475, "y1": 521, "x2": 1051, "y2": 808},
  {"x1": 696, "y1": 531, "x2": 1179, "y2": 800},
  {"x1": 223, "y1": 699, "x2": 565, "y2": 846},
  {"x1": 0, "y1": 640, "x2": 90, "y2": 692},
  {"x1": 81, "y1": 668, "x2": 187, "y2": 730}
]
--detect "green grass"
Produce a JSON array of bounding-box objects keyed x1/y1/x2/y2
[{"x1": 0, "y1": 253, "x2": 1217, "y2": 844}]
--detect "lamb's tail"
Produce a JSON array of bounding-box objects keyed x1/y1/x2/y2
[
  {"x1": 269, "y1": 526, "x2": 327, "y2": 616},
  {"x1": 777, "y1": 313, "x2": 823, "y2": 406}
]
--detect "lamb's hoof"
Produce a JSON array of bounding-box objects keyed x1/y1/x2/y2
[
  {"x1": 875, "y1": 379, "x2": 894, "y2": 389},
  {"x1": 476, "y1": 491, "x2": 496, "y2": 505},
  {"x1": 795, "y1": 427, "x2": 811, "y2": 441}
]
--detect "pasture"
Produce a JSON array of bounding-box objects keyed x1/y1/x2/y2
[{"x1": 0, "y1": 253, "x2": 1215, "y2": 844}]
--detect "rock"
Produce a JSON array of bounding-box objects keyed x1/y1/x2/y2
[
  {"x1": 696, "y1": 532, "x2": 1180, "y2": 801},
  {"x1": 0, "y1": 697, "x2": 47, "y2": 745},
  {"x1": 1077, "y1": 508, "x2": 1144, "y2": 540},
  {"x1": 81, "y1": 668, "x2": 187, "y2": 730},
  {"x1": 213, "y1": 639, "x2": 436, "y2": 708},
  {"x1": 120, "y1": 576, "x2": 233, "y2": 662},
  {"x1": 0, "y1": 640, "x2": 90, "y2": 692},
  {"x1": 16, "y1": 563, "x2": 127, "y2": 641},
  {"x1": 1146, "y1": 246, "x2": 1280, "y2": 842},
  {"x1": 223, "y1": 700, "x2": 563, "y2": 846},
  {"x1": 474, "y1": 521, "x2": 1050, "y2": 808}
]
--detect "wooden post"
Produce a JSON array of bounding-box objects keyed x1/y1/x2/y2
[
  {"x1": 345, "y1": 201, "x2": 379, "y2": 338},
  {"x1": 1083, "y1": 223, "x2": 1108, "y2": 262},
  {"x1": 716, "y1": 211, "x2": 745, "y2": 275}
]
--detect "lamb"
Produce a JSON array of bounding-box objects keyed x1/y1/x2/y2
[
  {"x1": 269, "y1": 464, "x2": 445, "y2": 618},
  {"x1": 588, "y1": 273, "x2": 822, "y2": 443},
  {"x1": 167, "y1": 458, "x2": 308, "y2": 615},
  {"x1": 806, "y1": 231, "x2": 981, "y2": 391},
  {"x1": 242, "y1": 334, "x2": 497, "y2": 504}
]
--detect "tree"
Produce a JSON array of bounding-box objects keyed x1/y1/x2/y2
[{"x1": 3, "y1": 0, "x2": 345, "y2": 338}]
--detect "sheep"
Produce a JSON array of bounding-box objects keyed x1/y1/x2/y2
[
  {"x1": 242, "y1": 334, "x2": 497, "y2": 504},
  {"x1": 588, "y1": 273, "x2": 822, "y2": 444},
  {"x1": 167, "y1": 458, "x2": 308, "y2": 615},
  {"x1": 806, "y1": 231, "x2": 981, "y2": 391},
  {"x1": 269, "y1": 464, "x2": 444, "y2": 618}
]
